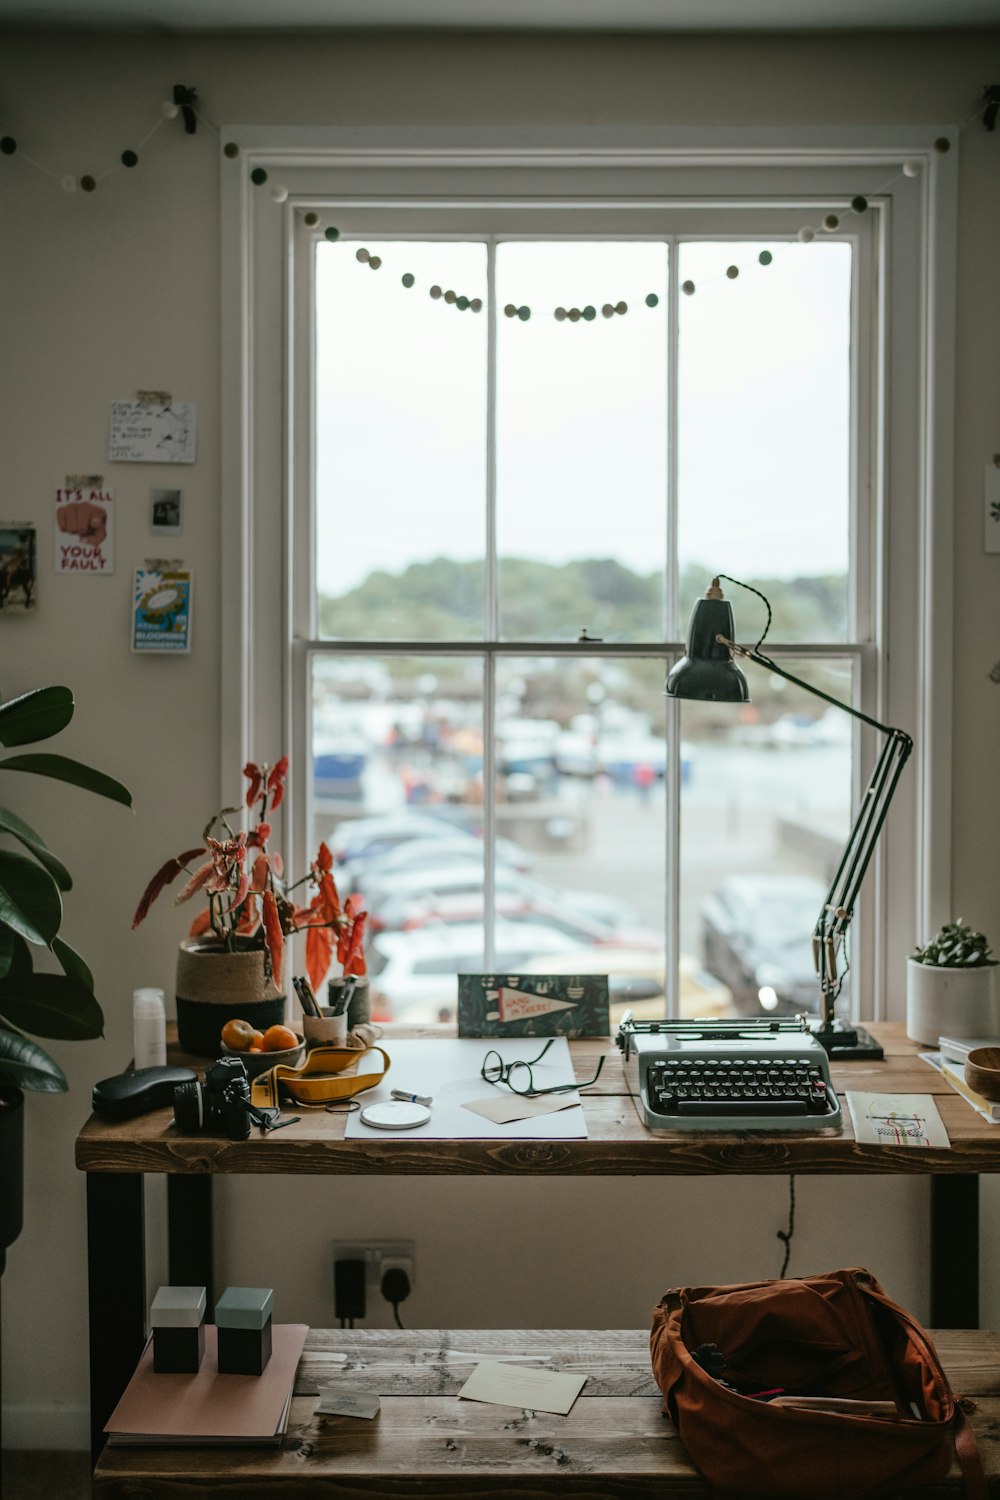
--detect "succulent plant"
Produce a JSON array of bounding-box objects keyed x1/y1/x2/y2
[{"x1": 910, "y1": 920, "x2": 994, "y2": 969}]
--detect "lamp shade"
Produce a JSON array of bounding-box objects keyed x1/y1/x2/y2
[{"x1": 664, "y1": 584, "x2": 750, "y2": 703}]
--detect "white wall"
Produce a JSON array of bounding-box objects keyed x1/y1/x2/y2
[{"x1": 1, "y1": 26, "x2": 998, "y2": 1448}]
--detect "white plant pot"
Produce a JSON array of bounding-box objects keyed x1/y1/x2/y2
[{"x1": 905, "y1": 958, "x2": 1000, "y2": 1046}]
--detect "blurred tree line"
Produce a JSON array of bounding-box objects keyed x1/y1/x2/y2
[{"x1": 319, "y1": 557, "x2": 847, "y2": 646}]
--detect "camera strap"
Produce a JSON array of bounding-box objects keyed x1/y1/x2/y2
[{"x1": 249, "y1": 1044, "x2": 391, "y2": 1109}]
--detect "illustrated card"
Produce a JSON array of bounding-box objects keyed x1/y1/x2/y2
[
  {"x1": 110, "y1": 400, "x2": 196, "y2": 464},
  {"x1": 0, "y1": 524, "x2": 37, "y2": 612},
  {"x1": 457, "y1": 973, "x2": 610, "y2": 1038},
  {"x1": 55, "y1": 486, "x2": 114, "y2": 575},
  {"x1": 132, "y1": 563, "x2": 192, "y2": 652}
]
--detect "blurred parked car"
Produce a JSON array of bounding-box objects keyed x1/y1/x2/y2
[
  {"x1": 337, "y1": 831, "x2": 534, "y2": 894},
  {"x1": 328, "y1": 813, "x2": 532, "y2": 875},
  {"x1": 700, "y1": 873, "x2": 829, "y2": 1017}
]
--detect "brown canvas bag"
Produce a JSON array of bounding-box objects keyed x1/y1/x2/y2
[{"x1": 650, "y1": 1267, "x2": 985, "y2": 1498}]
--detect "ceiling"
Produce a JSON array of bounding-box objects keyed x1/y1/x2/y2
[{"x1": 0, "y1": 0, "x2": 995, "y2": 30}]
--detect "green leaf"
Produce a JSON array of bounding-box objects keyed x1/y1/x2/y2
[
  {"x1": 0, "y1": 1026, "x2": 68, "y2": 1092},
  {"x1": 0, "y1": 971, "x2": 103, "y2": 1040},
  {"x1": 52, "y1": 936, "x2": 94, "y2": 992},
  {"x1": 0, "y1": 850, "x2": 62, "y2": 946},
  {"x1": 0, "y1": 753, "x2": 133, "y2": 808},
  {"x1": 0, "y1": 802, "x2": 72, "y2": 890},
  {"x1": 0, "y1": 687, "x2": 74, "y2": 748},
  {"x1": 0, "y1": 930, "x2": 32, "y2": 982}
]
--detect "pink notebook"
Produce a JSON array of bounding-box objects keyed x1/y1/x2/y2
[{"x1": 104, "y1": 1323, "x2": 308, "y2": 1445}]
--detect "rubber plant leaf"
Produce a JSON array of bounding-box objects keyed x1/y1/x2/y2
[
  {"x1": 0, "y1": 752, "x2": 133, "y2": 807},
  {"x1": 0, "y1": 848, "x2": 62, "y2": 947},
  {"x1": 0, "y1": 1027, "x2": 68, "y2": 1092},
  {"x1": 0, "y1": 685, "x2": 74, "y2": 748},
  {"x1": 0, "y1": 802, "x2": 72, "y2": 891},
  {"x1": 52, "y1": 936, "x2": 94, "y2": 993},
  {"x1": 0, "y1": 931, "x2": 33, "y2": 984},
  {"x1": 0, "y1": 972, "x2": 104, "y2": 1040}
]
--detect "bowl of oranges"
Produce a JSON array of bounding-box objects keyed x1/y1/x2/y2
[{"x1": 220, "y1": 1018, "x2": 305, "y2": 1076}]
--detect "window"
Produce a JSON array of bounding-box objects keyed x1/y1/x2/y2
[{"x1": 226, "y1": 133, "x2": 955, "y2": 1028}]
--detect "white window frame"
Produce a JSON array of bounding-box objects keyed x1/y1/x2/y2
[{"x1": 221, "y1": 126, "x2": 958, "y2": 1021}]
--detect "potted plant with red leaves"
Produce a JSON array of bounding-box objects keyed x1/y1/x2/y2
[{"x1": 132, "y1": 756, "x2": 367, "y2": 1056}]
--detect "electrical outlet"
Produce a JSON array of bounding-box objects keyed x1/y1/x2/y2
[{"x1": 332, "y1": 1240, "x2": 415, "y2": 1297}]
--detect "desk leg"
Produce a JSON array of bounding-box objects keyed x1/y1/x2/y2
[
  {"x1": 87, "y1": 1173, "x2": 145, "y2": 1466},
  {"x1": 167, "y1": 1176, "x2": 214, "y2": 1311},
  {"x1": 930, "y1": 1175, "x2": 978, "y2": 1327}
]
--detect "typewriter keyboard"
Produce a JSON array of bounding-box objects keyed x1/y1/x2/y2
[{"x1": 647, "y1": 1056, "x2": 834, "y2": 1118}]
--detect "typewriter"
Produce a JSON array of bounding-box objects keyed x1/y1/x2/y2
[{"x1": 617, "y1": 1014, "x2": 842, "y2": 1132}]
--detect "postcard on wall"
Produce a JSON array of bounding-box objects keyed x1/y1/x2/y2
[
  {"x1": 0, "y1": 524, "x2": 37, "y2": 612},
  {"x1": 54, "y1": 486, "x2": 114, "y2": 575},
  {"x1": 457, "y1": 973, "x2": 610, "y2": 1039},
  {"x1": 132, "y1": 564, "x2": 192, "y2": 653},
  {"x1": 151, "y1": 488, "x2": 183, "y2": 535},
  {"x1": 110, "y1": 401, "x2": 196, "y2": 464}
]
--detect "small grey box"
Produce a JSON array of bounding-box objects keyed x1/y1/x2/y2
[{"x1": 150, "y1": 1285, "x2": 206, "y2": 1329}]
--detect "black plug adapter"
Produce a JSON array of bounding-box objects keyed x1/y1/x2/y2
[
  {"x1": 380, "y1": 1266, "x2": 411, "y2": 1329},
  {"x1": 334, "y1": 1257, "x2": 366, "y2": 1323}
]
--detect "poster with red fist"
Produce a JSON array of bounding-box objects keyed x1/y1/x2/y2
[{"x1": 54, "y1": 487, "x2": 114, "y2": 574}]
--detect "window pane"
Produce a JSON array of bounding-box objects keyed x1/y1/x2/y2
[
  {"x1": 315, "y1": 241, "x2": 487, "y2": 641},
  {"x1": 311, "y1": 653, "x2": 487, "y2": 1019},
  {"x1": 677, "y1": 241, "x2": 852, "y2": 642},
  {"x1": 680, "y1": 658, "x2": 854, "y2": 1022},
  {"x1": 491, "y1": 655, "x2": 674, "y2": 1025},
  {"x1": 496, "y1": 242, "x2": 668, "y2": 642}
]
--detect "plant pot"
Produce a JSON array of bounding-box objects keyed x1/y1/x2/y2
[
  {"x1": 905, "y1": 957, "x2": 1000, "y2": 1046},
  {"x1": 0, "y1": 1085, "x2": 25, "y2": 1276},
  {"x1": 176, "y1": 939, "x2": 286, "y2": 1058}
]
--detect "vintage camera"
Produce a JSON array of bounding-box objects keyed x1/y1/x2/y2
[{"x1": 173, "y1": 1056, "x2": 254, "y2": 1141}]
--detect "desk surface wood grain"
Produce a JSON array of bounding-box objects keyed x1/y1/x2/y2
[
  {"x1": 92, "y1": 1328, "x2": 1000, "y2": 1497},
  {"x1": 76, "y1": 1023, "x2": 1000, "y2": 1177}
]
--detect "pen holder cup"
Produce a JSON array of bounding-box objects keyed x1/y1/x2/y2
[{"x1": 303, "y1": 1011, "x2": 348, "y2": 1049}]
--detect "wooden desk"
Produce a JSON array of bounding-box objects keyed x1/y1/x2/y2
[
  {"x1": 77, "y1": 1023, "x2": 996, "y2": 1461},
  {"x1": 92, "y1": 1327, "x2": 1000, "y2": 1497}
]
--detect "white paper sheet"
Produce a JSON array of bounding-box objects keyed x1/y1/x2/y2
[
  {"x1": 344, "y1": 1037, "x2": 588, "y2": 1140},
  {"x1": 845, "y1": 1091, "x2": 950, "y2": 1148},
  {"x1": 458, "y1": 1360, "x2": 587, "y2": 1415}
]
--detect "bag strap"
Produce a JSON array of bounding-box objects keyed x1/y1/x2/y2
[
  {"x1": 954, "y1": 1401, "x2": 987, "y2": 1500},
  {"x1": 249, "y1": 1045, "x2": 390, "y2": 1108}
]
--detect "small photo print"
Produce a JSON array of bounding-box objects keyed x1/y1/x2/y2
[
  {"x1": 132, "y1": 564, "x2": 192, "y2": 652},
  {"x1": 0, "y1": 524, "x2": 37, "y2": 612},
  {"x1": 151, "y1": 488, "x2": 183, "y2": 535}
]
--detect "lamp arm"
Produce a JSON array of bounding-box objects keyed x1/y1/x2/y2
[{"x1": 719, "y1": 635, "x2": 914, "y2": 1029}]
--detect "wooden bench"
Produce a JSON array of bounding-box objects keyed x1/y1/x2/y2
[{"x1": 92, "y1": 1327, "x2": 1000, "y2": 1497}]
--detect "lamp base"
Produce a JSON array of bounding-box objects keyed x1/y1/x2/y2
[{"x1": 809, "y1": 1019, "x2": 884, "y2": 1062}]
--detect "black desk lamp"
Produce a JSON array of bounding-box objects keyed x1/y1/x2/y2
[{"x1": 665, "y1": 576, "x2": 913, "y2": 1060}]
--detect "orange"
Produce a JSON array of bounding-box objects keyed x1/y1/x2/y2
[
  {"x1": 250, "y1": 1030, "x2": 264, "y2": 1047},
  {"x1": 261, "y1": 1023, "x2": 299, "y2": 1052},
  {"x1": 221, "y1": 1018, "x2": 256, "y2": 1052}
]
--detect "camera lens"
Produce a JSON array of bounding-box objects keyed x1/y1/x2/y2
[{"x1": 173, "y1": 1079, "x2": 204, "y2": 1133}]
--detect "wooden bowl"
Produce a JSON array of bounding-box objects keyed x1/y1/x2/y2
[
  {"x1": 965, "y1": 1047, "x2": 1000, "y2": 1102},
  {"x1": 221, "y1": 1035, "x2": 305, "y2": 1077}
]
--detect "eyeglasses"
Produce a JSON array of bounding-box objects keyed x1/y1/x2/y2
[{"x1": 481, "y1": 1038, "x2": 606, "y2": 1097}]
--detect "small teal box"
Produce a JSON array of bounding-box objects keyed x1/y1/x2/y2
[{"x1": 215, "y1": 1286, "x2": 273, "y2": 1375}]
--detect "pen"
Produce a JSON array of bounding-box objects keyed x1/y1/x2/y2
[
  {"x1": 332, "y1": 975, "x2": 356, "y2": 1017},
  {"x1": 391, "y1": 1089, "x2": 433, "y2": 1107},
  {"x1": 292, "y1": 976, "x2": 321, "y2": 1019}
]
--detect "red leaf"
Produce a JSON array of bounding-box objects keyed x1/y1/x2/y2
[
  {"x1": 262, "y1": 889, "x2": 284, "y2": 990},
  {"x1": 132, "y1": 847, "x2": 207, "y2": 929},
  {"x1": 188, "y1": 907, "x2": 212, "y2": 938},
  {"x1": 343, "y1": 910, "x2": 367, "y2": 976},
  {"x1": 174, "y1": 860, "x2": 214, "y2": 906},
  {"x1": 244, "y1": 762, "x2": 263, "y2": 808},
  {"x1": 305, "y1": 923, "x2": 334, "y2": 994},
  {"x1": 250, "y1": 853, "x2": 270, "y2": 893},
  {"x1": 316, "y1": 841, "x2": 333, "y2": 873},
  {"x1": 267, "y1": 755, "x2": 289, "y2": 812}
]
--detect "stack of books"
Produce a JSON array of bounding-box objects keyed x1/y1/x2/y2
[
  {"x1": 936, "y1": 1036, "x2": 1000, "y2": 1124},
  {"x1": 104, "y1": 1324, "x2": 307, "y2": 1446}
]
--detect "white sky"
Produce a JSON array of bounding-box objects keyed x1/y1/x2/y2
[{"x1": 315, "y1": 237, "x2": 851, "y2": 602}]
